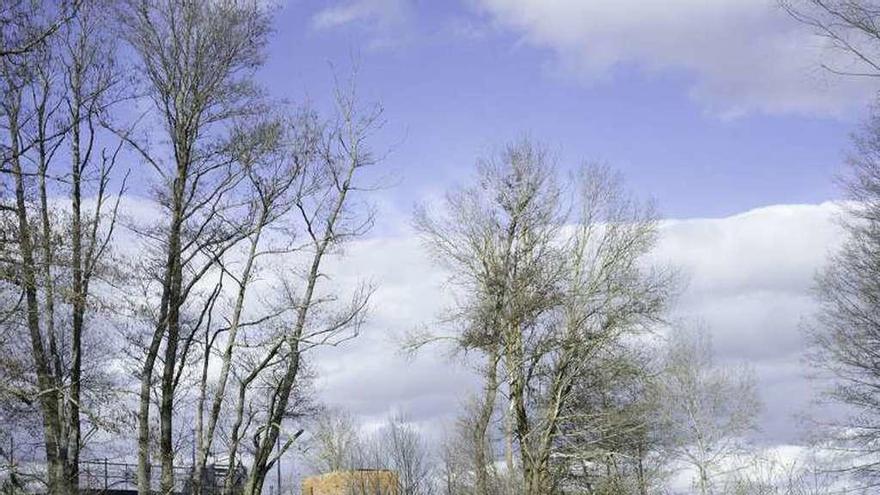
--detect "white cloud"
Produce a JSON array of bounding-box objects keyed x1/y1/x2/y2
[
  {"x1": 472, "y1": 0, "x2": 877, "y2": 117},
  {"x1": 311, "y1": 0, "x2": 414, "y2": 50}
]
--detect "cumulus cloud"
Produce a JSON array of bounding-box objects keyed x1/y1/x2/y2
[
  {"x1": 309, "y1": 202, "x2": 844, "y2": 444},
  {"x1": 472, "y1": 0, "x2": 876, "y2": 117}
]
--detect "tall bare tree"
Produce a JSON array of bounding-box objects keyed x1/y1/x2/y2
[
  {"x1": 188, "y1": 113, "x2": 309, "y2": 495},
  {"x1": 414, "y1": 140, "x2": 564, "y2": 495},
  {"x1": 800, "y1": 107, "x2": 880, "y2": 484},
  {"x1": 0, "y1": 1, "x2": 120, "y2": 493},
  {"x1": 116, "y1": 1, "x2": 271, "y2": 493},
  {"x1": 511, "y1": 164, "x2": 671, "y2": 495},
  {"x1": 0, "y1": 1, "x2": 123, "y2": 494},
  {"x1": 240, "y1": 78, "x2": 378, "y2": 495},
  {"x1": 417, "y1": 139, "x2": 674, "y2": 495}
]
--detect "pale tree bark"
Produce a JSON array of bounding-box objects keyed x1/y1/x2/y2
[
  {"x1": 190, "y1": 116, "x2": 306, "y2": 495},
  {"x1": 0, "y1": 3, "x2": 122, "y2": 492},
  {"x1": 116, "y1": 1, "x2": 271, "y2": 493},
  {"x1": 242, "y1": 81, "x2": 378, "y2": 495}
]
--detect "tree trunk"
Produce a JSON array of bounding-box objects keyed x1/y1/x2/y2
[
  {"x1": 6, "y1": 100, "x2": 66, "y2": 495},
  {"x1": 192, "y1": 217, "x2": 265, "y2": 495},
  {"x1": 137, "y1": 192, "x2": 183, "y2": 495},
  {"x1": 68, "y1": 70, "x2": 84, "y2": 495},
  {"x1": 245, "y1": 161, "x2": 356, "y2": 494},
  {"x1": 473, "y1": 352, "x2": 499, "y2": 495},
  {"x1": 160, "y1": 190, "x2": 185, "y2": 495}
]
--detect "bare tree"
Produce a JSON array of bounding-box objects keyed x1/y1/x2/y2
[
  {"x1": 115, "y1": 1, "x2": 272, "y2": 493},
  {"x1": 799, "y1": 106, "x2": 880, "y2": 486},
  {"x1": 188, "y1": 112, "x2": 310, "y2": 495},
  {"x1": 776, "y1": 2, "x2": 880, "y2": 491},
  {"x1": 0, "y1": 1, "x2": 80, "y2": 59},
  {"x1": 437, "y1": 413, "x2": 480, "y2": 495},
  {"x1": 553, "y1": 343, "x2": 668, "y2": 495},
  {"x1": 383, "y1": 416, "x2": 435, "y2": 495},
  {"x1": 0, "y1": 1, "x2": 124, "y2": 493},
  {"x1": 357, "y1": 414, "x2": 435, "y2": 495},
  {"x1": 782, "y1": 0, "x2": 880, "y2": 79},
  {"x1": 306, "y1": 408, "x2": 362, "y2": 474},
  {"x1": 511, "y1": 164, "x2": 671, "y2": 495},
  {"x1": 414, "y1": 140, "x2": 565, "y2": 495},
  {"x1": 417, "y1": 139, "x2": 674, "y2": 495},
  {"x1": 240, "y1": 79, "x2": 379, "y2": 495},
  {"x1": 722, "y1": 451, "x2": 849, "y2": 495},
  {"x1": 436, "y1": 397, "x2": 522, "y2": 495},
  {"x1": 652, "y1": 326, "x2": 761, "y2": 495}
]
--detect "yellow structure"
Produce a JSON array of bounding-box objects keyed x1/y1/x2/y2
[{"x1": 301, "y1": 469, "x2": 399, "y2": 495}]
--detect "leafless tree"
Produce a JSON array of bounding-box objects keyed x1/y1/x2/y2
[
  {"x1": 777, "y1": 2, "x2": 880, "y2": 491},
  {"x1": 306, "y1": 408, "x2": 362, "y2": 474},
  {"x1": 722, "y1": 451, "x2": 850, "y2": 495},
  {"x1": 0, "y1": 1, "x2": 81, "y2": 59},
  {"x1": 416, "y1": 139, "x2": 674, "y2": 495},
  {"x1": 187, "y1": 111, "x2": 313, "y2": 495},
  {"x1": 357, "y1": 414, "x2": 435, "y2": 495},
  {"x1": 552, "y1": 343, "x2": 668, "y2": 495},
  {"x1": 782, "y1": 0, "x2": 880, "y2": 79},
  {"x1": 414, "y1": 140, "x2": 565, "y2": 495},
  {"x1": 0, "y1": 1, "x2": 124, "y2": 493},
  {"x1": 436, "y1": 398, "x2": 521, "y2": 495},
  {"x1": 437, "y1": 416, "x2": 477, "y2": 495},
  {"x1": 115, "y1": 1, "x2": 272, "y2": 493},
  {"x1": 800, "y1": 106, "x2": 880, "y2": 487},
  {"x1": 651, "y1": 326, "x2": 761, "y2": 495},
  {"x1": 238, "y1": 78, "x2": 379, "y2": 495}
]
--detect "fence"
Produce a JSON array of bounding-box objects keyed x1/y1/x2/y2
[
  {"x1": 78, "y1": 460, "x2": 194, "y2": 493},
  {"x1": 2, "y1": 459, "x2": 242, "y2": 495}
]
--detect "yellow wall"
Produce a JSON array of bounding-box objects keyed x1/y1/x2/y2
[{"x1": 300, "y1": 470, "x2": 399, "y2": 495}]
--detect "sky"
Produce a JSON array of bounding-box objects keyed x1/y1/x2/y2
[
  {"x1": 220, "y1": 0, "x2": 879, "y2": 451},
  {"x1": 258, "y1": 0, "x2": 877, "y2": 222}
]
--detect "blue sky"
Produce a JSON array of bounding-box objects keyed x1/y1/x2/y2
[
  {"x1": 255, "y1": 0, "x2": 872, "y2": 223},
  {"x1": 231, "y1": 0, "x2": 879, "y2": 449}
]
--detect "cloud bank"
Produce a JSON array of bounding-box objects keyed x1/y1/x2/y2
[{"x1": 312, "y1": 201, "x2": 844, "y2": 444}]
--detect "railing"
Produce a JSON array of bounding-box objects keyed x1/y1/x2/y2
[
  {"x1": 0, "y1": 460, "x2": 240, "y2": 495},
  {"x1": 78, "y1": 460, "x2": 195, "y2": 493}
]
